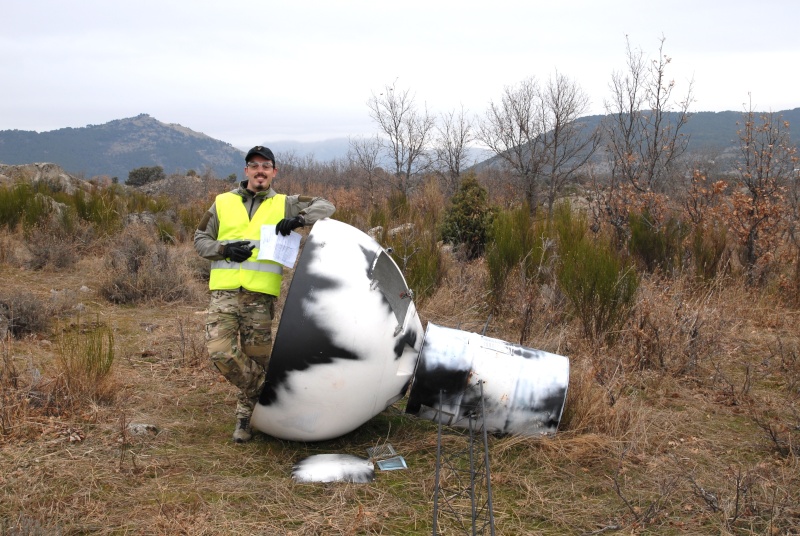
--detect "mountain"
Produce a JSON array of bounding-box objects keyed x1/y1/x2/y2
[
  {"x1": 477, "y1": 108, "x2": 800, "y2": 172},
  {"x1": 1, "y1": 108, "x2": 799, "y2": 182},
  {"x1": 552, "y1": 109, "x2": 800, "y2": 151},
  {"x1": 0, "y1": 114, "x2": 244, "y2": 181},
  {"x1": 269, "y1": 110, "x2": 800, "y2": 164}
]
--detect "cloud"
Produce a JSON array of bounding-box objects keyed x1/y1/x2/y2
[{"x1": 2, "y1": 0, "x2": 798, "y2": 145}]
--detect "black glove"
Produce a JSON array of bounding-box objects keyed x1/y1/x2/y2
[
  {"x1": 275, "y1": 215, "x2": 305, "y2": 236},
  {"x1": 222, "y1": 241, "x2": 254, "y2": 263}
]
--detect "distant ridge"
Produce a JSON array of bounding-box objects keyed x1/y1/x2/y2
[
  {"x1": 1, "y1": 109, "x2": 798, "y2": 182},
  {"x1": 568, "y1": 109, "x2": 800, "y2": 151},
  {"x1": 267, "y1": 138, "x2": 352, "y2": 162},
  {"x1": 0, "y1": 114, "x2": 245, "y2": 181},
  {"x1": 475, "y1": 108, "x2": 800, "y2": 173}
]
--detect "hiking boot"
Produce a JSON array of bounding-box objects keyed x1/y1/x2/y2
[{"x1": 232, "y1": 416, "x2": 252, "y2": 443}]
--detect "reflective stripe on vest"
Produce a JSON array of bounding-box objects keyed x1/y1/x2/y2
[{"x1": 209, "y1": 192, "x2": 286, "y2": 296}]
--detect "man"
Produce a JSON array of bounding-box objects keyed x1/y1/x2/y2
[{"x1": 194, "y1": 146, "x2": 335, "y2": 442}]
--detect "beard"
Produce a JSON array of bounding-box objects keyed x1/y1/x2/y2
[{"x1": 249, "y1": 174, "x2": 270, "y2": 192}]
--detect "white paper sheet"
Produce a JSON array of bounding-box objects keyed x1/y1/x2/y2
[{"x1": 257, "y1": 225, "x2": 301, "y2": 268}]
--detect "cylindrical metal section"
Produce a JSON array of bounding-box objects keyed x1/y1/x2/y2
[{"x1": 406, "y1": 323, "x2": 569, "y2": 436}]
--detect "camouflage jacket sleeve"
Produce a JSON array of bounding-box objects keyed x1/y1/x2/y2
[
  {"x1": 194, "y1": 201, "x2": 225, "y2": 260},
  {"x1": 285, "y1": 195, "x2": 336, "y2": 225}
]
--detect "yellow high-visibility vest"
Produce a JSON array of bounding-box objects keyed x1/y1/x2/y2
[{"x1": 209, "y1": 192, "x2": 286, "y2": 296}]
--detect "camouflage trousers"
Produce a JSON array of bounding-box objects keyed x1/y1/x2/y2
[{"x1": 205, "y1": 289, "x2": 275, "y2": 418}]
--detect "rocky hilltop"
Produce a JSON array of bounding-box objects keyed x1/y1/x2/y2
[
  {"x1": 0, "y1": 114, "x2": 244, "y2": 182},
  {"x1": 0, "y1": 162, "x2": 94, "y2": 194}
]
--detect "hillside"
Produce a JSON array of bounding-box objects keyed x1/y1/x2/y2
[
  {"x1": 2, "y1": 109, "x2": 799, "y2": 185},
  {"x1": 476, "y1": 108, "x2": 800, "y2": 174},
  {"x1": 0, "y1": 114, "x2": 244, "y2": 182},
  {"x1": 580, "y1": 108, "x2": 800, "y2": 150}
]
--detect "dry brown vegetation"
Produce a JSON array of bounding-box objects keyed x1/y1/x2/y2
[{"x1": 0, "y1": 170, "x2": 799, "y2": 536}]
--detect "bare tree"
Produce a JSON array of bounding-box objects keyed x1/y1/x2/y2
[
  {"x1": 348, "y1": 135, "x2": 383, "y2": 208},
  {"x1": 478, "y1": 77, "x2": 546, "y2": 212},
  {"x1": 276, "y1": 150, "x2": 319, "y2": 191},
  {"x1": 603, "y1": 35, "x2": 694, "y2": 194},
  {"x1": 367, "y1": 81, "x2": 436, "y2": 198},
  {"x1": 479, "y1": 75, "x2": 599, "y2": 217},
  {"x1": 434, "y1": 106, "x2": 473, "y2": 197},
  {"x1": 540, "y1": 72, "x2": 601, "y2": 216}
]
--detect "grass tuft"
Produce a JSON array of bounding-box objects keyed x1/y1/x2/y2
[{"x1": 54, "y1": 314, "x2": 116, "y2": 406}]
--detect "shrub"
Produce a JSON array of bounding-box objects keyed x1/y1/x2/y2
[
  {"x1": 690, "y1": 223, "x2": 729, "y2": 281},
  {"x1": 0, "y1": 289, "x2": 51, "y2": 337},
  {"x1": 127, "y1": 165, "x2": 165, "y2": 187},
  {"x1": 0, "y1": 183, "x2": 52, "y2": 231},
  {"x1": 552, "y1": 200, "x2": 588, "y2": 253},
  {"x1": 368, "y1": 203, "x2": 389, "y2": 231},
  {"x1": 0, "y1": 183, "x2": 29, "y2": 229},
  {"x1": 391, "y1": 233, "x2": 442, "y2": 303},
  {"x1": 416, "y1": 178, "x2": 446, "y2": 231},
  {"x1": 69, "y1": 187, "x2": 123, "y2": 233},
  {"x1": 387, "y1": 204, "x2": 444, "y2": 304},
  {"x1": 99, "y1": 226, "x2": 201, "y2": 304},
  {"x1": 485, "y1": 205, "x2": 535, "y2": 301},
  {"x1": 178, "y1": 204, "x2": 206, "y2": 238},
  {"x1": 629, "y1": 208, "x2": 686, "y2": 273},
  {"x1": 156, "y1": 219, "x2": 179, "y2": 244},
  {"x1": 23, "y1": 210, "x2": 92, "y2": 270},
  {"x1": 556, "y1": 209, "x2": 639, "y2": 344},
  {"x1": 440, "y1": 174, "x2": 494, "y2": 260},
  {"x1": 387, "y1": 191, "x2": 409, "y2": 219},
  {"x1": 0, "y1": 234, "x2": 16, "y2": 265},
  {"x1": 487, "y1": 202, "x2": 565, "y2": 294},
  {"x1": 125, "y1": 189, "x2": 171, "y2": 215},
  {"x1": 1, "y1": 348, "x2": 27, "y2": 437},
  {"x1": 380, "y1": 196, "x2": 444, "y2": 302}
]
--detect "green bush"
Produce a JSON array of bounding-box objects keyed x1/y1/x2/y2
[
  {"x1": 485, "y1": 203, "x2": 560, "y2": 306},
  {"x1": 391, "y1": 234, "x2": 442, "y2": 303},
  {"x1": 178, "y1": 204, "x2": 206, "y2": 237},
  {"x1": 440, "y1": 175, "x2": 494, "y2": 260},
  {"x1": 127, "y1": 166, "x2": 165, "y2": 187},
  {"x1": 486, "y1": 205, "x2": 534, "y2": 299},
  {"x1": 125, "y1": 189, "x2": 170, "y2": 214},
  {"x1": 387, "y1": 191, "x2": 409, "y2": 219},
  {"x1": 69, "y1": 188, "x2": 122, "y2": 233},
  {"x1": 0, "y1": 184, "x2": 29, "y2": 229},
  {"x1": 629, "y1": 208, "x2": 686, "y2": 273},
  {"x1": 156, "y1": 219, "x2": 179, "y2": 244},
  {"x1": 553, "y1": 201, "x2": 588, "y2": 255},
  {"x1": 0, "y1": 183, "x2": 53, "y2": 231},
  {"x1": 690, "y1": 224, "x2": 728, "y2": 281},
  {"x1": 556, "y1": 209, "x2": 639, "y2": 344},
  {"x1": 387, "y1": 206, "x2": 443, "y2": 304},
  {"x1": 368, "y1": 204, "x2": 389, "y2": 234}
]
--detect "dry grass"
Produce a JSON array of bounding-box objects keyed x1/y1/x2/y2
[{"x1": 1, "y1": 228, "x2": 799, "y2": 535}]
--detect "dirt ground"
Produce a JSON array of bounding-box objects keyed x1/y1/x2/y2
[{"x1": 1, "y1": 252, "x2": 799, "y2": 535}]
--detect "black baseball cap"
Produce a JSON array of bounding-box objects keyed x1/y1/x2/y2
[{"x1": 245, "y1": 146, "x2": 275, "y2": 164}]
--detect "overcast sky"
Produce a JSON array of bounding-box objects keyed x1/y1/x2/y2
[{"x1": 3, "y1": 0, "x2": 799, "y2": 150}]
